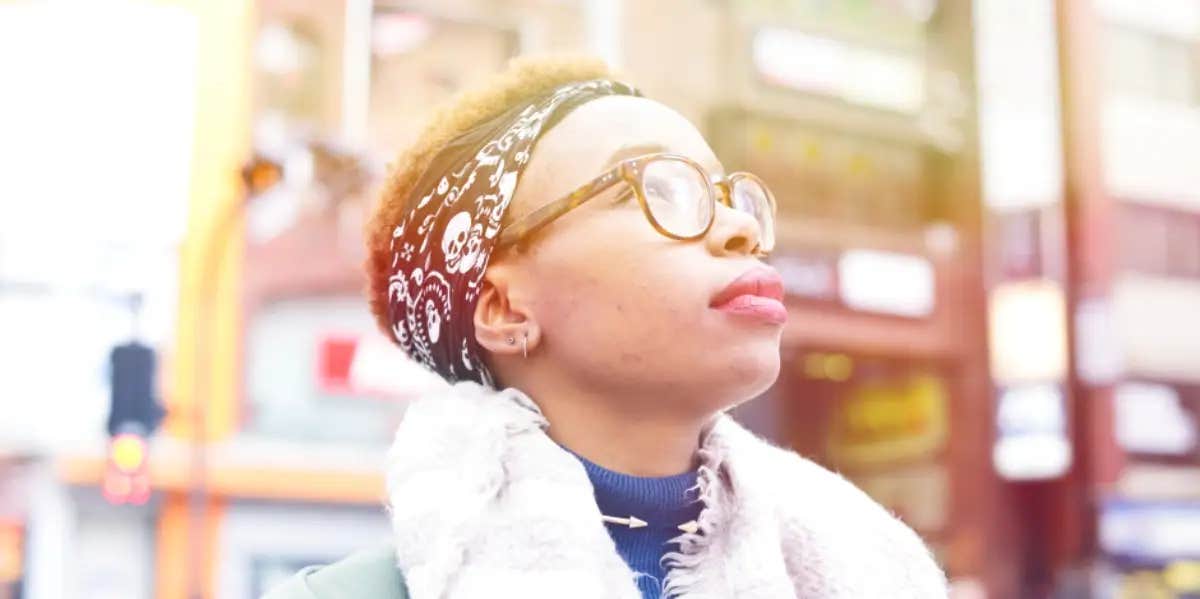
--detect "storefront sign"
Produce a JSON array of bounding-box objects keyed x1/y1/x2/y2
[
  {"x1": 1101, "y1": 499, "x2": 1200, "y2": 565},
  {"x1": 769, "y1": 250, "x2": 838, "y2": 301},
  {"x1": 988, "y1": 280, "x2": 1069, "y2": 384},
  {"x1": 826, "y1": 373, "x2": 948, "y2": 467},
  {"x1": 1115, "y1": 383, "x2": 1198, "y2": 457},
  {"x1": 317, "y1": 333, "x2": 446, "y2": 398},
  {"x1": 838, "y1": 249, "x2": 935, "y2": 318},
  {"x1": 993, "y1": 383, "x2": 1071, "y2": 480}
]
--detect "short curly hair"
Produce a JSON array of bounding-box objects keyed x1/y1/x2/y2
[{"x1": 363, "y1": 55, "x2": 622, "y2": 342}]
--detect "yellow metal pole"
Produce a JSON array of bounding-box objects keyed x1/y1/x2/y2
[
  {"x1": 159, "y1": 1, "x2": 253, "y2": 599},
  {"x1": 166, "y1": 0, "x2": 252, "y2": 443}
]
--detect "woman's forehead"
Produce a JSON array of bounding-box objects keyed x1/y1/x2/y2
[
  {"x1": 508, "y1": 97, "x2": 724, "y2": 218},
  {"x1": 531, "y1": 96, "x2": 723, "y2": 178}
]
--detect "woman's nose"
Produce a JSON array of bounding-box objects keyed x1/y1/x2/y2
[{"x1": 705, "y1": 202, "x2": 764, "y2": 257}]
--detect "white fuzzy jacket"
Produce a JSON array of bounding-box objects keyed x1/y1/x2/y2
[{"x1": 385, "y1": 380, "x2": 948, "y2": 598}]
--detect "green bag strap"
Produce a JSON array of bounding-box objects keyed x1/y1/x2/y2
[{"x1": 262, "y1": 544, "x2": 409, "y2": 599}]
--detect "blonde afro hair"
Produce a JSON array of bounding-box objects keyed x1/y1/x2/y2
[{"x1": 363, "y1": 55, "x2": 624, "y2": 341}]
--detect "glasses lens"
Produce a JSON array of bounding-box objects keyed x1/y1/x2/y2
[
  {"x1": 731, "y1": 177, "x2": 776, "y2": 252},
  {"x1": 641, "y1": 158, "x2": 713, "y2": 238}
]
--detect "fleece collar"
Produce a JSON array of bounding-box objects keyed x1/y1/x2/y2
[{"x1": 384, "y1": 380, "x2": 947, "y2": 598}]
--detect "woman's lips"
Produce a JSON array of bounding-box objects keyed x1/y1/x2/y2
[
  {"x1": 710, "y1": 268, "x2": 788, "y2": 325},
  {"x1": 712, "y1": 294, "x2": 789, "y2": 324}
]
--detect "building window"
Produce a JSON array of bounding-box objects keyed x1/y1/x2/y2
[
  {"x1": 243, "y1": 296, "x2": 413, "y2": 445},
  {"x1": 1105, "y1": 25, "x2": 1199, "y2": 106},
  {"x1": 1120, "y1": 203, "x2": 1200, "y2": 279}
]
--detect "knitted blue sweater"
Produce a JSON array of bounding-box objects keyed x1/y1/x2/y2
[{"x1": 558, "y1": 444, "x2": 704, "y2": 599}]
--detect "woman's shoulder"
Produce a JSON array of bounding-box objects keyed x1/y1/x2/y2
[
  {"x1": 723, "y1": 418, "x2": 925, "y2": 526},
  {"x1": 748, "y1": 438, "x2": 948, "y2": 596},
  {"x1": 261, "y1": 545, "x2": 408, "y2": 599}
]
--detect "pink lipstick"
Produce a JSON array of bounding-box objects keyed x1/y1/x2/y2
[{"x1": 710, "y1": 268, "x2": 788, "y2": 325}]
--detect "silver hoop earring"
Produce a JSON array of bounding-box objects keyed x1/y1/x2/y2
[
  {"x1": 522, "y1": 334, "x2": 528, "y2": 359},
  {"x1": 506, "y1": 336, "x2": 515, "y2": 345}
]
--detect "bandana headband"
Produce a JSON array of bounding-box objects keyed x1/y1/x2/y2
[{"x1": 386, "y1": 79, "x2": 641, "y2": 387}]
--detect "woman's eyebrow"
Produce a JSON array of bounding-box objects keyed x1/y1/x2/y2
[
  {"x1": 605, "y1": 143, "x2": 726, "y2": 179},
  {"x1": 604, "y1": 142, "x2": 668, "y2": 168}
]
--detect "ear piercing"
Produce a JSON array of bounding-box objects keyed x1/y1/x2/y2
[{"x1": 505, "y1": 334, "x2": 528, "y2": 358}]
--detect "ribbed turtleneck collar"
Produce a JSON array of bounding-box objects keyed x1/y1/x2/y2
[
  {"x1": 556, "y1": 443, "x2": 702, "y2": 522},
  {"x1": 556, "y1": 442, "x2": 705, "y2": 597}
]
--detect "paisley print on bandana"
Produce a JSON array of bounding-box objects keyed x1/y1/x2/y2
[{"x1": 386, "y1": 79, "x2": 641, "y2": 387}]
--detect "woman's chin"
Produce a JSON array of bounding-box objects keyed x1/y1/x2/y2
[{"x1": 706, "y1": 340, "x2": 782, "y2": 398}]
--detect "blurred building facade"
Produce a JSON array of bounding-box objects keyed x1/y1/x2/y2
[
  {"x1": 1052, "y1": 0, "x2": 1200, "y2": 596},
  {"x1": 1, "y1": 1, "x2": 1198, "y2": 598}
]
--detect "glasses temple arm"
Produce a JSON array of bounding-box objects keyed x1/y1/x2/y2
[{"x1": 496, "y1": 168, "x2": 625, "y2": 248}]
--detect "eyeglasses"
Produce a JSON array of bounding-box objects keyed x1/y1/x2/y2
[{"x1": 495, "y1": 152, "x2": 777, "y2": 256}]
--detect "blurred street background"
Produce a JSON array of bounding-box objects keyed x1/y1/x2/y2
[{"x1": 1, "y1": 0, "x2": 1199, "y2": 597}]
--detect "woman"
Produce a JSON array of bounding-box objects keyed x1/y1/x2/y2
[{"x1": 266, "y1": 56, "x2": 947, "y2": 599}]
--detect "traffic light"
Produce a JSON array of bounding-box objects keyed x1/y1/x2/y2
[
  {"x1": 106, "y1": 340, "x2": 164, "y2": 437},
  {"x1": 104, "y1": 340, "x2": 162, "y2": 505}
]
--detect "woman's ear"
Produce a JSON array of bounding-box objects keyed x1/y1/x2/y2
[{"x1": 473, "y1": 265, "x2": 538, "y2": 356}]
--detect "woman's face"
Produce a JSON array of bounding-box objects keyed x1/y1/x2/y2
[{"x1": 488, "y1": 96, "x2": 784, "y2": 415}]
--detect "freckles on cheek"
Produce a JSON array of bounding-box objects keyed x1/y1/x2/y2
[
  {"x1": 537, "y1": 272, "x2": 608, "y2": 323},
  {"x1": 625, "y1": 283, "x2": 690, "y2": 339}
]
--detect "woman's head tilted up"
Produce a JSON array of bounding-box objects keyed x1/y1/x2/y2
[{"x1": 364, "y1": 56, "x2": 784, "y2": 444}]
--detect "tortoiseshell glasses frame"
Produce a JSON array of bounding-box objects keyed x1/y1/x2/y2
[{"x1": 494, "y1": 152, "x2": 777, "y2": 256}]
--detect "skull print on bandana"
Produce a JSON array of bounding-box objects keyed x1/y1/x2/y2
[{"x1": 386, "y1": 79, "x2": 641, "y2": 387}]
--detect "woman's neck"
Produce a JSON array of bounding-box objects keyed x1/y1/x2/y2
[{"x1": 533, "y1": 387, "x2": 710, "y2": 477}]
